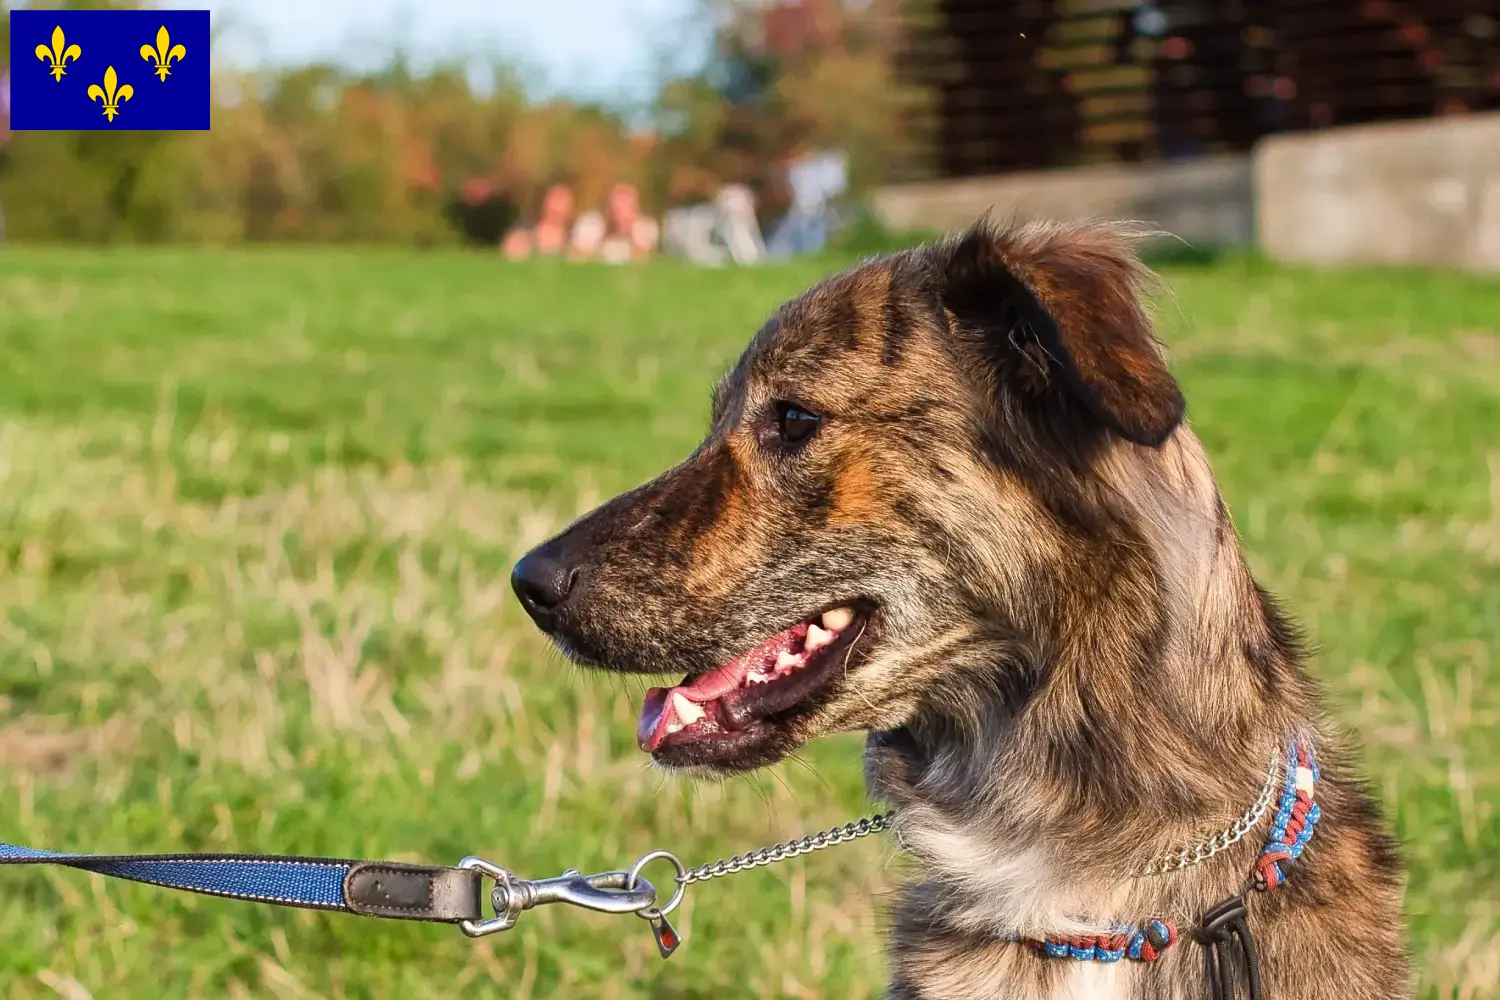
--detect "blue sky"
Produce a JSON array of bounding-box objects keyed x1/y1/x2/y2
[{"x1": 165, "y1": 0, "x2": 710, "y2": 102}]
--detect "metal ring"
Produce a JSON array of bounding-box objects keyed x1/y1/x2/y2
[
  {"x1": 456, "y1": 857, "x2": 523, "y2": 937},
  {"x1": 625, "y1": 850, "x2": 688, "y2": 921}
]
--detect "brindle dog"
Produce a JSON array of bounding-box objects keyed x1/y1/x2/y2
[{"x1": 511, "y1": 218, "x2": 1411, "y2": 999}]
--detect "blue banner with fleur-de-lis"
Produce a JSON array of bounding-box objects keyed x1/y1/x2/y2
[{"x1": 9, "y1": 9, "x2": 210, "y2": 131}]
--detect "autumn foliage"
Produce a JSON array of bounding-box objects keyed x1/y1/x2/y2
[{"x1": 0, "y1": 0, "x2": 933, "y2": 245}]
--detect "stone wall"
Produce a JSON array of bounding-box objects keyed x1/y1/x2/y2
[
  {"x1": 1256, "y1": 113, "x2": 1500, "y2": 272},
  {"x1": 869, "y1": 154, "x2": 1254, "y2": 250},
  {"x1": 870, "y1": 112, "x2": 1500, "y2": 272}
]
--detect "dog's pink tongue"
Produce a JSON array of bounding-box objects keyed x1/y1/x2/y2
[
  {"x1": 638, "y1": 688, "x2": 671, "y2": 750},
  {"x1": 637, "y1": 659, "x2": 744, "y2": 752},
  {"x1": 637, "y1": 626, "x2": 807, "y2": 753}
]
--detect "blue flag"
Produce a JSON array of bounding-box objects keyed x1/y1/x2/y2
[{"x1": 9, "y1": 9, "x2": 210, "y2": 131}]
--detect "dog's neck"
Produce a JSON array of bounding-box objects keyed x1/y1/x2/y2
[{"x1": 866, "y1": 432, "x2": 1316, "y2": 935}]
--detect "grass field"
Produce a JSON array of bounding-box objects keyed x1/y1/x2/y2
[{"x1": 0, "y1": 243, "x2": 1496, "y2": 999}]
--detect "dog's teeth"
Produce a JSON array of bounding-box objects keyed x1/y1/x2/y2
[
  {"x1": 805, "y1": 623, "x2": 834, "y2": 653},
  {"x1": 671, "y1": 692, "x2": 705, "y2": 726},
  {"x1": 664, "y1": 718, "x2": 686, "y2": 736},
  {"x1": 820, "y1": 607, "x2": 855, "y2": 632},
  {"x1": 775, "y1": 650, "x2": 802, "y2": 672}
]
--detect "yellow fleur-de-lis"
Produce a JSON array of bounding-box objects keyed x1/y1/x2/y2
[
  {"x1": 87, "y1": 66, "x2": 135, "y2": 123},
  {"x1": 140, "y1": 25, "x2": 187, "y2": 81},
  {"x1": 34, "y1": 25, "x2": 82, "y2": 82}
]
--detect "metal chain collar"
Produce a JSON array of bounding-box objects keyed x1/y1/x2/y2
[{"x1": 1137, "y1": 745, "x2": 1284, "y2": 877}]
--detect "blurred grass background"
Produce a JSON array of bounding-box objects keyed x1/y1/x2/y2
[{"x1": 0, "y1": 245, "x2": 1497, "y2": 998}]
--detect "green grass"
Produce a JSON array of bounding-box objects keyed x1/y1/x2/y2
[{"x1": 0, "y1": 244, "x2": 1496, "y2": 999}]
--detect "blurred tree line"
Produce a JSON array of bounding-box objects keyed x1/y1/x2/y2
[{"x1": 0, "y1": 0, "x2": 933, "y2": 245}]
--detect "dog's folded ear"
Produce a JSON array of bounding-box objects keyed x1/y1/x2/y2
[{"x1": 938, "y1": 217, "x2": 1185, "y2": 448}]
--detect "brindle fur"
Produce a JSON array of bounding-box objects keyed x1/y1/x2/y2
[{"x1": 514, "y1": 218, "x2": 1411, "y2": 998}]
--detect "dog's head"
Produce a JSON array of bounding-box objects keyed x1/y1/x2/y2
[{"x1": 511, "y1": 219, "x2": 1188, "y2": 775}]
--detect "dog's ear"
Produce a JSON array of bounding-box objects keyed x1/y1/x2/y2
[{"x1": 938, "y1": 217, "x2": 1185, "y2": 447}]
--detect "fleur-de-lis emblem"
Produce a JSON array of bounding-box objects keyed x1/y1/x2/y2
[
  {"x1": 140, "y1": 25, "x2": 187, "y2": 81},
  {"x1": 34, "y1": 25, "x2": 82, "y2": 82},
  {"x1": 87, "y1": 66, "x2": 135, "y2": 122}
]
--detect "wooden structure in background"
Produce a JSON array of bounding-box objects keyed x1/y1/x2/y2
[{"x1": 901, "y1": 0, "x2": 1500, "y2": 179}]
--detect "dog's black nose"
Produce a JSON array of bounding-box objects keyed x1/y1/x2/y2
[{"x1": 511, "y1": 542, "x2": 579, "y2": 627}]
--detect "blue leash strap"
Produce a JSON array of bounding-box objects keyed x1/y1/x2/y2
[{"x1": 0, "y1": 840, "x2": 486, "y2": 925}]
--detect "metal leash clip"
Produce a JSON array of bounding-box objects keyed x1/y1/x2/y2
[
  {"x1": 450, "y1": 816, "x2": 888, "y2": 958},
  {"x1": 457, "y1": 857, "x2": 660, "y2": 939},
  {"x1": 456, "y1": 850, "x2": 691, "y2": 959}
]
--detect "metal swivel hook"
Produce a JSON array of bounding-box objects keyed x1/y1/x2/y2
[{"x1": 457, "y1": 858, "x2": 659, "y2": 938}]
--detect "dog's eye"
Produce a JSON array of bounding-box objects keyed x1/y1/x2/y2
[{"x1": 774, "y1": 402, "x2": 821, "y2": 444}]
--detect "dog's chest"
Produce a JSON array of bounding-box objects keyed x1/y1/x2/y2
[
  {"x1": 1060, "y1": 963, "x2": 1129, "y2": 1000},
  {"x1": 891, "y1": 922, "x2": 1147, "y2": 1000},
  {"x1": 886, "y1": 809, "x2": 1162, "y2": 999},
  {"x1": 896, "y1": 814, "x2": 1105, "y2": 935}
]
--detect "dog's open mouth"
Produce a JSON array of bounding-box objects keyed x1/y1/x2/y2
[{"x1": 637, "y1": 604, "x2": 870, "y2": 756}]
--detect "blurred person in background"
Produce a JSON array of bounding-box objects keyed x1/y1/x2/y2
[
  {"x1": 715, "y1": 183, "x2": 765, "y2": 265},
  {"x1": 501, "y1": 181, "x2": 577, "y2": 260},
  {"x1": 661, "y1": 182, "x2": 765, "y2": 267},
  {"x1": 765, "y1": 147, "x2": 847, "y2": 259},
  {"x1": 570, "y1": 181, "x2": 659, "y2": 263}
]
